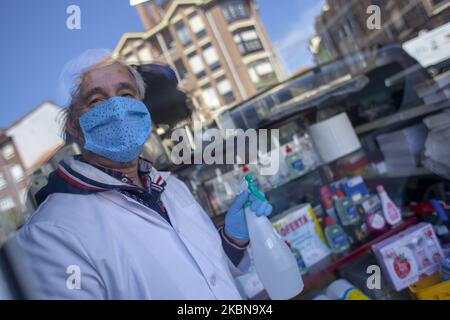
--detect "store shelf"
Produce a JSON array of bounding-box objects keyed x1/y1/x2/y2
[
  {"x1": 362, "y1": 167, "x2": 434, "y2": 180},
  {"x1": 302, "y1": 217, "x2": 419, "y2": 289},
  {"x1": 355, "y1": 100, "x2": 450, "y2": 134}
]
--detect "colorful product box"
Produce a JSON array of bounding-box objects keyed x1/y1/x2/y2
[
  {"x1": 271, "y1": 204, "x2": 331, "y2": 268},
  {"x1": 372, "y1": 223, "x2": 444, "y2": 291}
]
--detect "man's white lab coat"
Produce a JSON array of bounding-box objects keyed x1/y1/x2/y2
[{"x1": 7, "y1": 157, "x2": 249, "y2": 299}]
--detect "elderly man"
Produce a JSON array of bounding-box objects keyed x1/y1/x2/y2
[{"x1": 8, "y1": 53, "x2": 272, "y2": 299}]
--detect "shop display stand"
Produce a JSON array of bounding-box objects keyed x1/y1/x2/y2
[{"x1": 155, "y1": 68, "x2": 445, "y2": 300}]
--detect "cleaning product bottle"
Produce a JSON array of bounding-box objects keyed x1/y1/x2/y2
[
  {"x1": 240, "y1": 174, "x2": 303, "y2": 300},
  {"x1": 324, "y1": 216, "x2": 350, "y2": 254},
  {"x1": 285, "y1": 145, "x2": 305, "y2": 179},
  {"x1": 242, "y1": 164, "x2": 261, "y2": 190},
  {"x1": 333, "y1": 190, "x2": 360, "y2": 226},
  {"x1": 377, "y1": 185, "x2": 403, "y2": 226},
  {"x1": 324, "y1": 217, "x2": 350, "y2": 254}
]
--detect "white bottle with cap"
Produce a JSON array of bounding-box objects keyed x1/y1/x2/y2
[{"x1": 241, "y1": 174, "x2": 303, "y2": 300}]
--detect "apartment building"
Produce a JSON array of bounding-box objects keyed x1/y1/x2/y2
[
  {"x1": 114, "y1": 0, "x2": 285, "y2": 122},
  {"x1": 6, "y1": 101, "x2": 65, "y2": 173},
  {"x1": 0, "y1": 131, "x2": 28, "y2": 218}
]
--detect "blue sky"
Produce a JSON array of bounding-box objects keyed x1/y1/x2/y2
[{"x1": 0, "y1": 0, "x2": 324, "y2": 128}]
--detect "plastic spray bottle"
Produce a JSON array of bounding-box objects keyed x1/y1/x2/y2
[{"x1": 240, "y1": 174, "x2": 304, "y2": 300}]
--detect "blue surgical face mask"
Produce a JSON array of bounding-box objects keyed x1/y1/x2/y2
[{"x1": 79, "y1": 96, "x2": 151, "y2": 163}]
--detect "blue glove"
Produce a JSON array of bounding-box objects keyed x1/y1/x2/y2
[{"x1": 224, "y1": 190, "x2": 273, "y2": 241}]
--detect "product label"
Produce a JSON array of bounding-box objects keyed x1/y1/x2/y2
[
  {"x1": 296, "y1": 256, "x2": 307, "y2": 272},
  {"x1": 272, "y1": 205, "x2": 331, "y2": 268},
  {"x1": 346, "y1": 206, "x2": 358, "y2": 219},
  {"x1": 387, "y1": 202, "x2": 400, "y2": 221},
  {"x1": 368, "y1": 213, "x2": 386, "y2": 230},
  {"x1": 291, "y1": 160, "x2": 305, "y2": 171},
  {"x1": 331, "y1": 234, "x2": 348, "y2": 247}
]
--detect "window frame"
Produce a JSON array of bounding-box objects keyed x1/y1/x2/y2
[
  {"x1": 233, "y1": 28, "x2": 264, "y2": 56},
  {"x1": 0, "y1": 172, "x2": 6, "y2": 190},
  {"x1": 216, "y1": 76, "x2": 236, "y2": 104},
  {"x1": 188, "y1": 13, "x2": 207, "y2": 39},
  {"x1": 202, "y1": 45, "x2": 221, "y2": 71},
  {"x1": 2, "y1": 144, "x2": 15, "y2": 160},
  {"x1": 221, "y1": 0, "x2": 250, "y2": 24},
  {"x1": 188, "y1": 53, "x2": 207, "y2": 79},
  {"x1": 0, "y1": 196, "x2": 15, "y2": 212},
  {"x1": 175, "y1": 21, "x2": 192, "y2": 47},
  {"x1": 201, "y1": 85, "x2": 221, "y2": 109},
  {"x1": 10, "y1": 164, "x2": 24, "y2": 183}
]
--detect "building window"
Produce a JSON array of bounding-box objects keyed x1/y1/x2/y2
[
  {"x1": 148, "y1": 37, "x2": 163, "y2": 56},
  {"x1": 175, "y1": 21, "x2": 192, "y2": 47},
  {"x1": 162, "y1": 28, "x2": 174, "y2": 50},
  {"x1": 2, "y1": 144, "x2": 15, "y2": 160},
  {"x1": 174, "y1": 59, "x2": 188, "y2": 81},
  {"x1": 10, "y1": 164, "x2": 24, "y2": 182},
  {"x1": 202, "y1": 45, "x2": 221, "y2": 71},
  {"x1": 248, "y1": 59, "x2": 277, "y2": 90},
  {"x1": 220, "y1": 0, "x2": 250, "y2": 23},
  {"x1": 201, "y1": 86, "x2": 221, "y2": 109},
  {"x1": 217, "y1": 77, "x2": 235, "y2": 104},
  {"x1": 0, "y1": 197, "x2": 15, "y2": 212},
  {"x1": 0, "y1": 173, "x2": 6, "y2": 190},
  {"x1": 188, "y1": 54, "x2": 206, "y2": 79},
  {"x1": 189, "y1": 13, "x2": 207, "y2": 39},
  {"x1": 233, "y1": 28, "x2": 263, "y2": 56}
]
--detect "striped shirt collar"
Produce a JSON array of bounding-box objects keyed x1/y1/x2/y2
[{"x1": 56, "y1": 155, "x2": 169, "y2": 194}]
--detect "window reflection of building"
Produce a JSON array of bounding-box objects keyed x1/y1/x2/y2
[{"x1": 311, "y1": 0, "x2": 450, "y2": 64}]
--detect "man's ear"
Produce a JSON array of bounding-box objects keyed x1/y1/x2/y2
[
  {"x1": 66, "y1": 117, "x2": 78, "y2": 138},
  {"x1": 66, "y1": 116, "x2": 84, "y2": 146}
]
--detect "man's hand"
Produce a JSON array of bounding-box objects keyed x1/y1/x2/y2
[{"x1": 224, "y1": 190, "x2": 273, "y2": 242}]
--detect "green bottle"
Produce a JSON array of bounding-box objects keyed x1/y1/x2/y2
[
  {"x1": 324, "y1": 217, "x2": 350, "y2": 254},
  {"x1": 333, "y1": 191, "x2": 360, "y2": 227}
]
